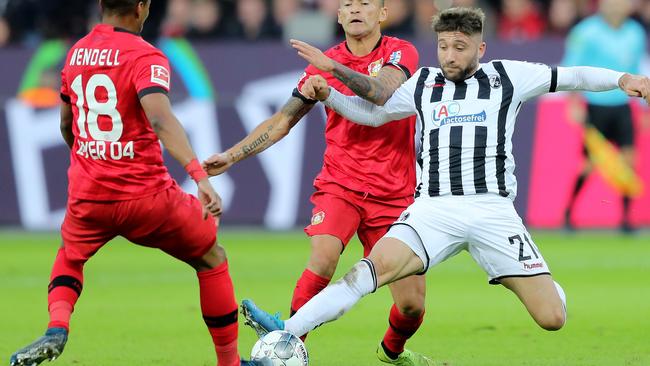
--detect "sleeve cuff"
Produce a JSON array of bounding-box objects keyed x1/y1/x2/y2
[
  {"x1": 60, "y1": 93, "x2": 71, "y2": 104},
  {"x1": 137, "y1": 86, "x2": 169, "y2": 99},
  {"x1": 382, "y1": 63, "x2": 412, "y2": 79},
  {"x1": 323, "y1": 87, "x2": 339, "y2": 109},
  {"x1": 292, "y1": 88, "x2": 317, "y2": 105},
  {"x1": 549, "y1": 66, "x2": 558, "y2": 93}
]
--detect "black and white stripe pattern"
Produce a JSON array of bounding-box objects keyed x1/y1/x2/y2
[
  {"x1": 407, "y1": 60, "x2": 556, "y2": 200},
  {"x1": 494, "y1": 61, "x2": 513, "y2": 197}
]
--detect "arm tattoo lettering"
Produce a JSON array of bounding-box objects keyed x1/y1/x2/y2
[
  {"x1": 242, "y1": 132, "x2": 269, "y2": 155},
  {"x1": 236, "y1": 97, "x2": 313, "y2": 159},
  {"x1": 239, "y1": 124, "x2": 273, "y2": 158}
]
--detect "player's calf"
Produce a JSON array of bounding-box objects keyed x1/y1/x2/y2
[
  {"x1": 536, "y1": 281, "x2": 567, "y2": 331},
  {"x1": 389, "y1": 275, "x2": 426, "y2": 318},
  {"x1": 382, "y1": 276, "x2": 427, "y2": 359},
  {"x1": 195, "y1": 255, "x2": 240, "y2": 366},
  {"x1": 501, "y1": 276, "x2": 567, "y2": 331}
]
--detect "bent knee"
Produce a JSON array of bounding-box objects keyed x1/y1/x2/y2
[
  {"x1": 189, "y1": 243, "x2": 227, "y2": 271},
  {"x1": 209, "y1": 244, "x2": 228, "y2": 263},
  {"x1": 396, "y1": 303, "x2": 425, "y2": 318},
  {"x1": 307, "y1": 241, "x2": 341, "y2": 278},
  {"x1": 394, "y1": 289, "x2": 426, "y2": 318},
  {"x1": 307, "y1": 255, "x2": 338, "y2": 279},
  {"x1": 537, "y1": 309, "x2": 566, "y2": 331}
]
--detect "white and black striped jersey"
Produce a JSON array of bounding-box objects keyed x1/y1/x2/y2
[{"x1": 383, "y1": 60, "x2": 559, "y2": 200}]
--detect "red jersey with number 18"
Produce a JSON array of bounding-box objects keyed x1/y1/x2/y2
[{"x1": 60, "y1": 24, "x2": 174, "y2": 201}]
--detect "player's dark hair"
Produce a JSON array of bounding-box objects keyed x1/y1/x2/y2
[
  {"x1": 340, "y1": 0, "x2": 384, "y2": 6},
  {"x1": 432, "y1": 7, "x2": 484, "y2": 36},
  {"x1": 100, "y1": 0, "x2": 149, "y2": 16}
]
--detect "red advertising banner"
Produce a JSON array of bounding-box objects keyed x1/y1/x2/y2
[{"x1": 527, "y1": 97, "x2": 650, "y2": 228}]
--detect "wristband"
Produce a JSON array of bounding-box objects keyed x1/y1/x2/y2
[
  {"x1": 292, "y1": 88, "x2": 317, "y2": 104},
  {"x1": 184, "y1": 158, "x2": 208, "y2": 182}
]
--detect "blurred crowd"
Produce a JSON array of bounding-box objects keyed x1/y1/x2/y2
[{"x1": 1, "y1": 0, "x2": 650, "y2": 47}]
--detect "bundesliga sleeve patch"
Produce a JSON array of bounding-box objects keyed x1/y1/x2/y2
[
  {"x1": 311, "y1": 211, "x2": 325, "y2": 225},
  {"x1": 150, "y1": 65, "x2": 170, "y2": 88},
  {"x1": 388, "y1": 50, "x2": 402, "y2": 65}
]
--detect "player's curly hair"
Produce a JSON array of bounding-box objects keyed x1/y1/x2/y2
[
  {"x1": 432, "y1": 7, "x2": 484, "y2": 36},
  {"x1": 101, "y1": 0, "x2": 149, "y2": 16}
]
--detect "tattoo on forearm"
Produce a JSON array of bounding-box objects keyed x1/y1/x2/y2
[
  {"x1": 240, "y1": 123, "x2": 273, "y2": 158},
  {"x1": 234, "y1": 97, "x2": 313, "y2": 160},
  {"x1": 332, "y1": 65, "x2": 377, "y2": 100},
  {"x1": 331, "y1": 62, "x2": 404, "y2": 105},
  {"x1": 281, "y1": 97, "x2": 313, "y2": 128},
  {"x1": 242, "y1": 132, "x2": 269, "y2": 155}
]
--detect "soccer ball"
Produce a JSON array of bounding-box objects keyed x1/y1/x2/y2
[{"x1": 250, "y1": 330, "x2": 309, "y2": 366}]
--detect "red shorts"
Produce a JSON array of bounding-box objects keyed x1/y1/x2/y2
[
  {"x1": 61, "y1": 183, "x2": 216, "y2": 262},
  {"x1": 304, "y1": 180, "x2": 413, "y2": 256}
]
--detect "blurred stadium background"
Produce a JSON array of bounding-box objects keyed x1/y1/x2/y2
[
  {"x1": 1, "y1": 0, "x2": 649, "y2": 365},
  {"x1": 1, "y1": 0, "x2": 649, "y2": 230}
]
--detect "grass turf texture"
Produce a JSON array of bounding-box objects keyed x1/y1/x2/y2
[{"x1": 0, "y1": 230, "x2": 648, "y2": 366}]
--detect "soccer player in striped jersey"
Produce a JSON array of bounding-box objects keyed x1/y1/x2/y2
[
  {"x1": 240, "y1": 6, "x2": 650, "y2": 347},
  {"x1": 204, "y1": 1, "x2": 433, "y2": 364}
]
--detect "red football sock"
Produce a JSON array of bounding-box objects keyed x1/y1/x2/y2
[
  {"x1": 290, "y1": 269, "x2": 331, "y2": 341},
  {"x1": 48, "y1": 301, "x2": 73, "y2": 330},
  {"x1": 47, "y1": 248, "x2": 84, "y2": 332},
  {"x1": 198, "y1": 261, "x2": 240, "y2": 366},
  {"x1": 290, "y1": 269, "x2": 331, "y2": 314},
  {"x1": 382, "y1": 304, "x2": 425, "y2": 358}
]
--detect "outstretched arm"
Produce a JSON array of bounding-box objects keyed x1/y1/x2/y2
[
  {"x1": 558, "y1": 67, "x2": 650, "y2": 103},
  {"x1": 291, "y1": 39, "x2": 407, "y2": 106},
  {"x1": 324, "y1": 88, "x2": 397, "y2": 126},
  {"x1": 202, "y1": 96, "x2": 314, "y2": 176},
  {"x1": 302, "y1": 75, "x2": 415, "y2": 127}
]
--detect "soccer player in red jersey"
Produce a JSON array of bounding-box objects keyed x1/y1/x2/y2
[
  {"x1": 9, "y1": 1, "x2": 260, "y2": 366},
  {"x1": 204, "y1": 1, "x2": 432, "y2": 365}
]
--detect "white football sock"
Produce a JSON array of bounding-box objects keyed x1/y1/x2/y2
[
  {"x1": 554, "y1": 281, "x2": 567, "y2": 322},
  {"x1": 285, "y1": 259, "x2": 377, "y2": 337}
]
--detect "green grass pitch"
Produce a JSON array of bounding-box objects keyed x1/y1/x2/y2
[{"x1": 1, "y1": 230, "x2": 648, "y2": 366}]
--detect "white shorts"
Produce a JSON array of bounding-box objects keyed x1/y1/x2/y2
[{"x1": 385, "y1": 194, "x2": 550, "y2": 284}]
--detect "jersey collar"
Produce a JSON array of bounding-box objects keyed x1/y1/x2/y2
[
  {"x1": 113, "y1": 26, "x2": 140, "y2": 36},
  {"x1": 94, "y1": 24, "x2": 141, "y2": 36},
  {"x1": 344, "y1": 36, "x2": 384, "y2": 56}
]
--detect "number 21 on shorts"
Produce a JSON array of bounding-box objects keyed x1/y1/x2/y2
[{"x1": 508, "y1": 233, "x2": 539, "y2": 262}]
